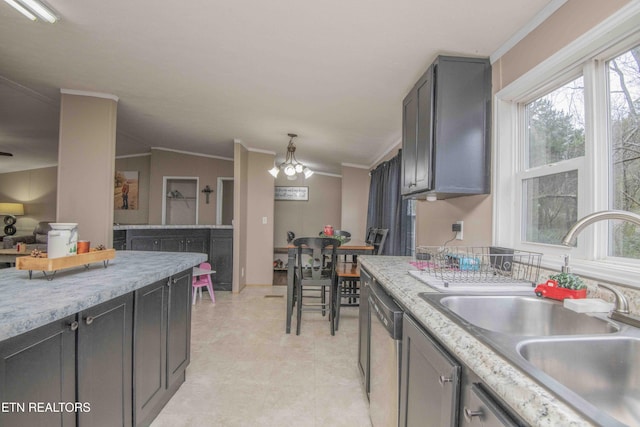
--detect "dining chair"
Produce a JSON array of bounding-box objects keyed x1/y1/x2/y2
[
  {"x1": 292, "y1": 237, "x2": 341, "y2": 335},
  {"x1": 192, "y1": 262, "x2": 215, "y2": 304},
  {"x1": 335, "y1": 228, "x2": 389, "y2": 330}
]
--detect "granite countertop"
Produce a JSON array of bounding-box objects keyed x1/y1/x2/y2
[
  {"x1": 360, "y1": 255, "x2": 593, "y2": 427},
  {"x1": 0, "y1": 251, "x2": 207, "y2": 342},
  {"x1": 113, "y1": 224, "x2": 233, "y2": 230}
]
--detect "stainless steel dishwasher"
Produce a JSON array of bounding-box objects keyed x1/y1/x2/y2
[{"x1": 368, "y1": 279, "x2": 403, "y2": 427}]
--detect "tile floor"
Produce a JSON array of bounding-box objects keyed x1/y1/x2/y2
[{"x1": 151, "y1": 285, "x2": 372, "y2": 427}]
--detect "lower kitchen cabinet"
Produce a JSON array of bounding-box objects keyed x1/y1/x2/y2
[
  {"x1": 0, "y1": 314, "x2": 76, "y2": 427},
  {"x1": 77, "y1": 293, "x2": 133, "y2": 427},
  {"x1": 209, "y1": 229, "x2": 233, "y2": 291},
  {"x1": 0, "y1": 271, "x2": 192, "y2": 427},
  {"x1": 134, "y1": 269, "x2": 192, "y2": 427},
  {"x1": 119, "y1": 228, "x2": 233, "y2": 291},
  {"x1": 400, "y1": 314, "x2": 461, "y2": 427},
  {"x1": 401, "y1": 314, "x2": 524, "y2": 427}
]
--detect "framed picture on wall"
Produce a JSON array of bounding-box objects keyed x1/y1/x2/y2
[
  {"x1": 115, "y1": 171, "x2": 139, "y2": 210},
  {"x1": 275, "y1": 186, "x2": 309, "y2": 201}
]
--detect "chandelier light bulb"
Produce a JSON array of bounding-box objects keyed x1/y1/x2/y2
[{"x1": 267, "y1": 133, "x2": 314, "y2": 180}]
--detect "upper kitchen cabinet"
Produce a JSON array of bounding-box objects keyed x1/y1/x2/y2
[{"x1": 402, "y1": 56, "x2": 491, "y2": 199}]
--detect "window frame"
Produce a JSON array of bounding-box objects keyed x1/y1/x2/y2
[{"x1": 493, "y1": 3, "x2": 640, "y2": 288}]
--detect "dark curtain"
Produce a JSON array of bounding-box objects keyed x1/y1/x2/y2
[{"x1": 366, "y1": 150, "x2": 412, "y2": 255}]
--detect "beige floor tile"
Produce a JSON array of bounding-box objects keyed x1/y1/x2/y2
[{"x1": 151, "y1": 286, "x2": 372, "y2": 427}]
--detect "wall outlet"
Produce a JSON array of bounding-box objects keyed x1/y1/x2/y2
[
  {"x1": 262, "y1": 216, "x2": 268, "y2": 224},
  {"x1": 241, "y1": 267, "x2": 245, "y2": 277},
  {"x1": 455, "y1": 221, "x2": 463, "y2": 240}
]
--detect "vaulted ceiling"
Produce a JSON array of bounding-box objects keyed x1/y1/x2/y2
[{"x1": 0, "y1": 0, "x2": 558, "y2": 174}]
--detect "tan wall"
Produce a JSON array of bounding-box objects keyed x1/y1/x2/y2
[
  {"x1": 341, "y1": 166, "x2": 370, "y2": 242},
  {"x1": 0, "y1": 166, "x2": 57, "y2": 235},
  {"x1": 233, "y1": 142, "x2": 249, "y2": 293},
  {"x1": 495, "y1": 0, "x2": 630, "y2": 90},
  {"x1": 245, "y1": 151, "x2": 275, "y2": 285},
  {"x1": 148, "y1": 149, "x2": 233, "y2": 225},
  {"x1": 114, "y1": 155, "x2": 151, "y2": 224},
  {"x1": 273, "y1": 173, "x2": 342, "y2": 248},
  {"x1": 414, "y1": 0, "x2": 630, "y2": 247},
  {"x1": 58, "y1": 92, "x2": 116, "y2": 247},
  {"x1": 415, "y1": 195, "x2": 492, "y2": 247}
]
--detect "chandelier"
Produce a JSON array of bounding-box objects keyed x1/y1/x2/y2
[{"x1": 268, "y1": 133, "x2": 313, "y2": 180}]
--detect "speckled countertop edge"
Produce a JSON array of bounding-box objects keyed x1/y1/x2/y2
[
  {"x1": 0, "y1": 251, "x2": 207, "y2": 341},
  {"x1": 113, "y1": 225, "x2": 233, "y2": 230},
  {"x1": 360, "y1": 256, "x2": 594, "y2": 427}
]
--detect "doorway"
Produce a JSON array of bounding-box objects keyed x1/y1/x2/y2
[{"x1": 216, "y1": 177, "x2": 234, "y2": 225}]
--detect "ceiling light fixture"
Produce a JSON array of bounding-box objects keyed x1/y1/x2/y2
[
  {"x1": 4, "y1": 0, "x2": 57, "y2": 23},
  {"x1": 268, "y1": 133, "x2": 313, "y2": 180}
]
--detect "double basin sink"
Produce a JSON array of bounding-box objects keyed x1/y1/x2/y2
[{"x1": 419, "y1": 293, "x2": 639, "y2": 427}]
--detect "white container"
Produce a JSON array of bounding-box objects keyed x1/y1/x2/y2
[{"x1": 47, "y1": 223, "x2": 78, "y2": 258}]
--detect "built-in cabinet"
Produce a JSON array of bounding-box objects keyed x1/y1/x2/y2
[
  {"x1": 402, "y1": 55, "x2": 491, "y2": 199},
  {"x1": 400, "y1": 314, "x2": 524, "y2": 427},
  {"x1": 120, "y1": 227, "x2": 233, "y2": 291},
  {"x1": 400, "y1": 314, "x2": 461, "y2": 427},
  {"x1": 0, "y1": 314, "x2": 76, "y2": 427},
  {"x1": 134, "y1": 270, "x2": 191, "y2": 427},
  {"x1": 209, "y1": 229, "x2": 233, "y2": 291},
  {"x1": 0, "y1": 269, "x2": 192, "y2": 427}
]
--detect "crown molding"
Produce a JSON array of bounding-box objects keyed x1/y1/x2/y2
[
  {"x1": 60, "y1": 88, "x2": 119, "y2": 102},
  {"x1": 151, "y1": 146, "x2": 233, "y2": 161},
  {"x1": 490, "y1": 0, "x2": 568, "y2": 64}
]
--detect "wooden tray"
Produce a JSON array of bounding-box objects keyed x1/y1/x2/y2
[{"x1": 16, "y1": 249, "x2": 115, "y2": 279}]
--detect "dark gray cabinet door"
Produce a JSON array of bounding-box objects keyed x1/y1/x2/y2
[
  {"x1": 133, "y1": 279, "x2": 167, "y2": 427},
  {"x1": 113, "y1": 230, "x2": 126, "y2": 250},
  {"x1": 400, "y1": 314, "x2": 461, "y2": 427},
  {"x1": 210, "y1": 229, "x2": 233, "y2": 291},
  {"x1": 0, "y1": 316, "x2": 76, "y2": 427},
  {"x1": 77, "y1": 293, "x2": 133, "y2": 427},
  {"x1": 159, "y1": 237, "x2": 182, "y2": 252},
  {"x1": 133, "y1": 269, "x2": 192, "y2": 427},
  {"x1": 185, "y1": 235, "x2": 207, "y2": 254},
  {"x1": 401, "y1": 56, "x2": 491, "y2": 198},
  {"x1": 129, "y1": 236, "x2": 160, "y2": 251},
  {"x1": 402, "y1": 87, "x2": 418, "y2": 194},
  {"x1": 166, "y1": 270, "x2": 191, "y2": 388}
]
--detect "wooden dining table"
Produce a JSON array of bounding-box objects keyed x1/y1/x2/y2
[{"x1": 280, "y1": 240, "x2": 374, "y2": 333}]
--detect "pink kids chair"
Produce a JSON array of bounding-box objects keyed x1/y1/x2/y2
[{"x1": 192, "y1": 262, "x2": 215, "y2": 304}]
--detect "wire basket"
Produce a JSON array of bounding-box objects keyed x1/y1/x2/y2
[{"x1": 413, "y1": 246, "x2": 542, "y2": 286}]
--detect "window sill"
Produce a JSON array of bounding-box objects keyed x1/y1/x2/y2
[{"x1": 540, "y1": 257, "x2": 640, "y2": 289}]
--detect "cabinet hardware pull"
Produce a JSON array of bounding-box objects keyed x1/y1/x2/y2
[
  {"x1": 167, "y1": 278, "x2": 172, "y2": 287},
  {"x1": 438, "y1": 375, "x2": 453, "y2": 386},
  {"x1": 85, "y1": 316, "x2": 94, "y2": 325},
  {"x1": 464, "y1": 407, "x2": 483, "y2": 422},
  {"x1": 69, "y1": 321, "x2": 79, "y2": 331}
]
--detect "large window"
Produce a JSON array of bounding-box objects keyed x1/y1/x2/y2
[
  {"x1": 522, "y1": 78, "x2": 584, "y2": 245},
  {"x1": 608, "y1": 46, "x2": 640, "y2": 258},
  {"x1": 494, "y1": 7, "x2": 640, "y2": 284}
]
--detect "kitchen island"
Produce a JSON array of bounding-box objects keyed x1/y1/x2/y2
[
  {"x1": 360, "y1": 255, "x2": 594, "y2": 426},
  {"x1": 0, "y1": 250, "x2": 207, "y2": 427}
]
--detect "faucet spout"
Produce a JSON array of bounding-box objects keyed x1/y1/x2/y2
[{"x1": 561, "y1": 210, "x2": 640, "y2": 246}]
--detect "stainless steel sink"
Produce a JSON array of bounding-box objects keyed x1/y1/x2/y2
[
  {"x1": 419, "y1": 292, "x2": 637, "y2": 426},
  {"x1": 436, "y1": 294, "x2": 618, "y2": 335},
  {"x1": 518, "y1": 337, "x2": 640, "y2": 427}
]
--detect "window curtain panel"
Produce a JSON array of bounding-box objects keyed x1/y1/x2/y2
[{"x1": 366, "y1": 150, "x2": 411, "y2": 255}]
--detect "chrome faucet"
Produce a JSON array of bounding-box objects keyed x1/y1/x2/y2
[
  {"x1": 561, "y1": 210, "x2": 640, "y2": 246},
  {"x1": 561, "y1": 210, "x2": 640, "y2": 328},
  {"x1": 598, "y1": 284, "x2": 640, "y2": 328}
]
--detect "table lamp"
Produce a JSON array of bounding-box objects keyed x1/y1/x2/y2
[{"x1": 0, "y1": 203, "x2": 24, "y2": 236}]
